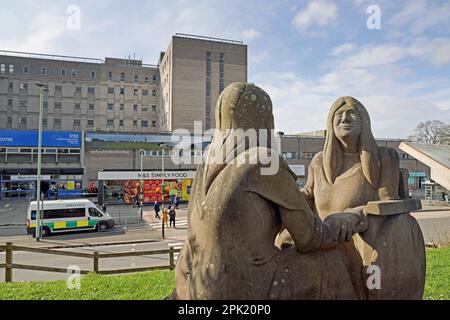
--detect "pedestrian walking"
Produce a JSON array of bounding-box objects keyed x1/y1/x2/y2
[
  {"x1": 154, "y1": 201, "x2": 161, "y2": 219},
  {"x1": 169, "y1": 205, "x2": 176, "y2": 228},
  {"x1": 174, "y1": 195, "x2": 179, "y2": 209}
]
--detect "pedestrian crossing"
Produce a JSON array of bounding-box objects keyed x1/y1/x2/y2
[{"x1": 150, "y1": 218, "x2": 188, "y2": 230}]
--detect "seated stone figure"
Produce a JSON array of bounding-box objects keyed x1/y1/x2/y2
[
  {"x1": 279, "y1": 96, "x2": 425, "y2": 299},
  {"x1": 171, "y1": 83, "x2": 369, "y2": 300}
]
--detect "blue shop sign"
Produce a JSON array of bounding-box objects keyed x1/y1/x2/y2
[{"x1": 0, "y1": 130, "x2": 81, "y2": 148}]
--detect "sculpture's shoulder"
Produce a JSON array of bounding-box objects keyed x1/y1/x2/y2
[
  {"x1": 310, "y1": 151, "x2": 324, "y2": 168},
  {"x1": 378, "y1": 146, "x2": 399, "y2": 166}
]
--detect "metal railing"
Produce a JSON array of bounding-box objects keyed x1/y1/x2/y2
[{"x1": 0, "y1": 242, "x2": 182, "y2": 282}]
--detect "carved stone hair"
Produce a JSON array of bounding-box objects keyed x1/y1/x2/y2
[{"x1": 323, "y1": 96, "x2": 381, "y2": 189}]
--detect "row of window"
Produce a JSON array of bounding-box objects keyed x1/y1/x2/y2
[
  {"x1": 6, "y1": 100, "x2": 158, "y2": 113},
  {"x1": 1, "y1": 63, "x2": 158, "y2": 82},
  {"x1": 6, "y1": 116, "x2": 157, "y2": 129},
  {"x1": 141, "y1": 149, "x2": 203, "y2": 157},
  {"x1": 106, "y1": 119, "x2": 156, "y2": 128},
  {"x1": 281, "y1": 152, "x2": 319, "y2": 160},
  {"x1": 107, "y1": 104, "x2": 157, "y2": 112},
  {"x1": 7, "y1": 81, "x2": 158, "y2": 96},
  {"x1": 0, "y1": 147, "x2": 80, "y2": 154}
]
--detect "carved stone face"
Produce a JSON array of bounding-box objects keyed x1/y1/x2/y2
[{"x1": 333, "y1": 104, "x2": 362, "y2": 141}]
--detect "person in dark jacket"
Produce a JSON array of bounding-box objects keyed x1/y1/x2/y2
[
  {"x1": 154, "y1": 201, "x2": 161, "y2": 219},
  {"x1": 169, "y1": 205, "x2": 176, "y2": 228}
]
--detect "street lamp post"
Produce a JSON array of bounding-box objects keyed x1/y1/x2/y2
[
  {"x1": 139, "y1": 149, "x2": 145, "y2": 221},
  {"x1": 35, "y1": 83, "x2": 47, "y2": 242},
  {"x1": 160, "y1": 144, "x2": 167, "y2": 239}
]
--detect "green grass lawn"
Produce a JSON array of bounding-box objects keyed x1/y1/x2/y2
[{"x1": 0, "y1": 247, "x2": 449, "y2": 300}]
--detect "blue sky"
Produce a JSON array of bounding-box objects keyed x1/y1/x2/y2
[{"x1": 1, "y1": 0, "x2": 449, "y2": 138}]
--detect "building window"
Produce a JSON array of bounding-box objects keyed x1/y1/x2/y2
[
  {"x1": 133, "y1": 105, "x2": 138, "y2": 112},
  {"x1": 8, "y1": 81, "x2": 13, "y2": 89},
  {"x1": 19, "y1": 117, "x2": 27, "y2": 125},
  {"x1": 107, "y1": 120, "x2": 114, "y2": 127},
  {"x1": 87, "y1": 120, "x2": 94, "y2": 127},
  {"x1": 23, "y1": 65, "x2": 29, "y2": 74},
  {"x1": 9, "y1": 64, "x2": 14, "y2": 74},
  {"x1": 71, "y1": 69, "x2": 77, "y2": 77},
  {"x1": 90, "y1": 71, "x2": 96, "y2": 79},
  {"x1": 120, "y1": 104, "x2": 124, "y2": 111},
  {"x1": 142, "y1": 106, "x2": 148, "y2": 112},
  {"x1": 119, "y1": 120, "x2": 124, "y2": 127},
  {"x1": 0, "y1": 64, "x2": 5, "y2": 73},
  {"x1": 8, "y1": 99, "x2": 13, "y2": 106},
  {"x1": 42, "y1": 118, "x2": 48, "y2": 127},
  {"x1": 54, "y1": 119, "x2": 61, "y2": 128},
  {"x1": 133, "y1": 89, "x2": 139, "y2": 96},
  {"x1": 120, "y1": 73, "x2": 125, "y2": 81},
  {"x1": 302, "y1": 152, "x2": 316, "y2": 159},
  {"x1": 88, "y1": 87, "x2": 95, "y2": 94},
  {"x1": 120, "y1": 88, "x2": 125, "y2": 95},
  {"x1": 73, "y1": 119, "x2": 81, "y2": 127},
  {"x1": 107, "y1": 103, "x2": 114, "y2": 111},
  {"x1": 145, "y1": 75, "x2": 149, "y2": 83},
  {"x1": 108, "y1": 87, "x2": 114, "y2": 94},
  {"x1": 205, "y1": 51, "x2": 212, "y2": 130},
  {"x1": 134, "y1": 75, "x2": 138, "y2": 82},
  {"x1": 61, "y1": 68, "x2": 66, "y2": 76},
  {"x1": 55, "y1": 85, "x2": 62, "y2": 92},
  {"x1": 142, "y1": 89, "x2": 148, "y2": 96},
  {"x1": 88, "y1": 103, "x2": 94, "y2": 111},
  {"x1": 152, "y1": 121, "x2": 156, "y2": 128},
  {"x1": 74, "y1": 103, "x2": 81, "y2": 110},
  {"x1": 152, "y1": 74, "x2": 157, "y2": 81},
  {"x1": 133, "y1": 120, "x2": 138, "y2": 128},
  {"x1": 7, "y1": 116, "x2": 12, "y2": 126},
  {"x1": 152, "y1": 105, "x2": 156, "y2": 112},
  {"x1": 41, "y1": 67, "x2": 47, "y2": 75},
  {"x1": 141, "y1": 120, "x2": 148, "y2": 127},
  {"x1": 75, "y1": 86, "x2": 82, "y2": 94},
  {"x1": 152, "y1": 90, "x2": 157, "y2": 96}
]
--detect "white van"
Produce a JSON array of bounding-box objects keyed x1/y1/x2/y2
[{"x1": 26, "y1": 199, "x2": 114, "y2": 237}]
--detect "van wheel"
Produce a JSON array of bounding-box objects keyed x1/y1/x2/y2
[
  {"x1": 41, "y1": 227, "x2": 51, "y2": 237},
  {"x1": 98, "y1": 222, "x2": 107, "y2": 231}
]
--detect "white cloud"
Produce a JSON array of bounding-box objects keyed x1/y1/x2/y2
[
  {"x1": 250, "y1": 50, "x2": 270, "y2": 64},
  {"x1": 334, "y1": 38, "x2": 450, "y2": 69},
  {"x1": 329, "y1": 43, "x2": 356, "y2": 56},
  {"x1": 292, "y1": 0, "x2": 338, "y2": 33},
  {"x1": 390, "y1": 0, "x2": 450, "y2": 35},
  {"x1": 241, "y1": 29, "x2": 261, "y2": 41}
]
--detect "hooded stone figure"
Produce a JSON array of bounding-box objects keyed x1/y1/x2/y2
[
  {"x1": 171, "y1": 84, "x2": 368, "y2": 300},
  {"x1": 301, "y1": 96, "x2": 426, "y2": 299}
]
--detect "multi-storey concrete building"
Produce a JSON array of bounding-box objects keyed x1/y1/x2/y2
[
  {"x1": 0, "y1": 34, "x2": 247, "y2": 134},
  {"x1": 159, "y1": 34, "x2": 247, "y2": 132},
  {"x1": 0, "y1": 52, "x2": 160, "y2": 133}
]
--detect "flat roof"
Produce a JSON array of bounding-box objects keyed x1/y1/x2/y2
[{"x1": 402, "y1": 142, "x2": 450, "y2": 169}]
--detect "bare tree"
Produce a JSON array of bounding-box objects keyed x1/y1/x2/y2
[{"x1": 409, "y1": 120, "x2": 450, "y2": 144}]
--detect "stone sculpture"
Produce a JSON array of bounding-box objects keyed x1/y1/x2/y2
[
  {"x1": 171, "y1": 83, "x2": 371, "y2": 300},
  {"x1": 278, "y1": 96, "x2": 426, "y2": 299}
]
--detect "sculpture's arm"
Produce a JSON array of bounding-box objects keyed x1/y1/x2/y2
[
  {"x1": 378, "y1": 147, "x2": 400, "y2": 200},
  {"x1": 301, "y1": 163, "x2": 316, "y2": 211}
]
